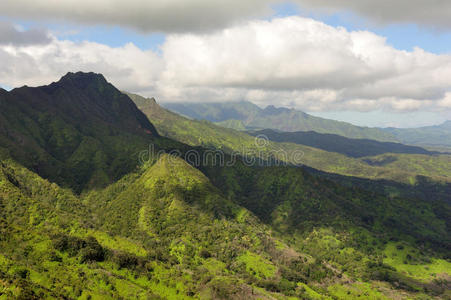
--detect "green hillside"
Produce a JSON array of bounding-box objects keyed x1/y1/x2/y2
[
  {"x1": 163, "y1": 101, "x2": 398, "y2": 142},
  {"x1": 247, "y1": 129, "x2": 434, "y2": 158},
  {"x1": 0, "y1": 72, "x2": 159, "y2": 192},
  {"x1": 384, "y1": 121, "x2": 451, "y2": 147},
  {"x1": 0, "y1": 74, "x2": 449, "y2": 299},
  {"x1": 130, "y1": 93, "x2": 451, "y2": 185}
]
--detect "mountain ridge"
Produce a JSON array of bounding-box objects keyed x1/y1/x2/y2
[
  {"x1": 247, "y1": 128, "x2": 437, "y2": 158},
  {"x1": 162, "y1": 101, "x2": 399, "y2": 141},
  {"x1": 0, "y1": 72, "x2": 159, "y2": 191},
  {"x1": 0, "y1": 73, "x2": 450, "y2": 299},
  {"x1": 384, "y1": 120, "x2": 451, "y2": 147}
]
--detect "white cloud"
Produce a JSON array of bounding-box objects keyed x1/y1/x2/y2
[
  {"x1": 439, "y1": 93, "x2": 451, "y2": 108},
  {"x1": 1, "y1": 16, "x2": 451, "y2": 115},
  {"x1": 0, "y1": 0, "x2": 272, "y2": 33},
  {"x1": 294, "y1": 0, "x2": 451, "y2": 30},
  {"x1": 0, "y1": 40, "x2": 163, "y2": 92},
  {"x1": 1, "y1": 0, "x2": 451, "y2": 32},
  {"x1": 0, "y1": 21, "x2": 51, "y2": 46}
]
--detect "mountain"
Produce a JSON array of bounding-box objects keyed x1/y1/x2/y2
[
  {"x1": 132, "y1": 93, "x2": 451, "y2": 185},
  {"x1": 0, "y1": 74, "x2": 450, "y2": 299},
  {"x1": 163, "y1": 101, "x2": 398, "y2": 142},
  {"x1": 163, "y1": 100, "x2": 262, "y2": 123},
  {"x1": 0, "y1": 72, "x2": 158, "y2": 192},
  {"x1": 384, "y1": 121, "x2": 451, "y2": 147},
  {"x1": 247, "y1": 129, "x2": 435, "y2": 158}
]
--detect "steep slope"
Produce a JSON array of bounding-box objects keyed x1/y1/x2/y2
[
  {"x1": 248, "y1": 129, "x2": 434, "y2": 158},
  {"x1": 83, "y1": 154, "x2": 310, "y2": 299},
  {"x1": 0, "y1": 72, "x2": 158, "y2": 192},
  {"x1": 164, "y1": 100, "x2": 261, "y2": 123},
  {"x1": 0, "y1": 76, "x2": 449, "y2": 299},
  {"x1": 384, "y1": 121, "x2": 451, "y2": 147},
  {"x1": 163, "y1": 101, "x2": 397, "y2": 141},
  {"x1": 203, "y1": 161, "x2": 451, "y2": 296},
  {"x1": 2, "y1": 153, "x2": 449, "y2": 299},
  {"x1": 130, "y1": 93, "x2": 451, "y2": 185},
  {"x1": 0, "y1": 154, "x2": 357, "y2": 299}
]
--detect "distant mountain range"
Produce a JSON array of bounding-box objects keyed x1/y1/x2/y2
[
  {"x1": 163, "y1": 101, "x2": 398, "y2": 141},
  {"x1": 132, "y1": 92, "x2": 451, "y2": 185},
  {"x1": 384, "y1": 121, "x2": 451, "y2": 147},
  {"x1": 0, "y1": 73, "x2": 450, "y2": 299},
  {"x1": 163, "y1": 101, "x2": 451, "y2": 147},
  {"x1": 247, "y1": 129, "x2": 436, "y2": 158}
]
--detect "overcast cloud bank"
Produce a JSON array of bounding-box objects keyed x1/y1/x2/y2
[{"x1": 1, "y1": 16, "x2": 451, "y2": 114}]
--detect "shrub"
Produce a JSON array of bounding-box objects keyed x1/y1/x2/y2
[{"x1": 80, "y1": 237, "x2": 105, "y2": 263}]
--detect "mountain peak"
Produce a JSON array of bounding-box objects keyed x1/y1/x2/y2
[
  {"x1": 56, "y1": 71, "x2": 108, "y2": 89},
  {"x1": 263, "y1": 104, "x2": 291, "y2": 115},
  {"x1": 60, "y1": 71, "x2": 106, "y2": 81}
]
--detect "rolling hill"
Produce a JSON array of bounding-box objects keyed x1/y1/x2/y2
[
  {"x1": 131, "y1": 93, "x2": 451, "y2": 186},
  {"x1": 384, "y1": 121, "x2": 451, "y2": 147},
  {"x1": 0, "y1": 73, "x2": 449, "y2": 299},
  {"x1": 163, "y1": 101, "x2": 398, "y2": 142},
  {"x1": 164, "y1": 101, "x2": 451, "y2": 148},
  {"x1": 247, "y1": 129, "x2": 435, "y2": 158}
]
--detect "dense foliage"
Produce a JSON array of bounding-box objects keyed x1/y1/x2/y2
[
  {"x1": 132, "y1": 92, "x2": 451, "y2": 187},
  {"x1": 163, "y1": 101, "x2": 398, "y2": 141},
  {"x1": 0, "y1": 72, "x2": 158, "y2": 192},
  {"x1": 247, "y1": 129, "x2": 434, "y2": 158},
  {"x1": 0, "y1": 74, "x2": 449, "y2": 299}
]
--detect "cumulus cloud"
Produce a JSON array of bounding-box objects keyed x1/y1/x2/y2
[
  {"x1": 0, "y1": 21, "x2": 51, "y2": 46},
  {"x1": 159, "y1": 17, "x2": 451, "y2": 112},
  {"x1": 0, "y1": 0, "x2": 272, "y2": 33},
  {"x1": 1, "y1": 17, "x2": 451, "y2": 114},
  {"x1": 1, "y1": 0, "x2": 451, "y2": 32},
  {"x1": 294, "y1": 0, "x2": 451, "y2": 30},
  {"x1": 0, "y1": 39, "x2": 163, "y2": 92}
]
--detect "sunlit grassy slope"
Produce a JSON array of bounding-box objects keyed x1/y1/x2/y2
[
  {"x1": 129, "y1": 92, "x2": 451, "y2": 185},
  {"x1": 0, "y1": 75, "x2": 449, "y2": 299},
  {"x1": 162, "y1": 101, "x2": 398, "y2": 142},
  {"x1": 2, "y1": 152, "x2": 450, "y2": 299}
]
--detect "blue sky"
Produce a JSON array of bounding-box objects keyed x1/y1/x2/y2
[
  {"x1": 51, "y1": 4, "x2": 450, "y2": 128},
  {"x1": 11, "y1": 4, "x2": 451, "y2": 54},
  {"x1": 1, "y1": 1, "x2": 450, "y2": 128},
  {"x1": 84, "y1": 6, "x2": 451, "y2": 54}
]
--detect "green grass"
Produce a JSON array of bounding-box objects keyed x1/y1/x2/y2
[
  {"x1": 84, "y1": 230, "x2": 148, "y2": 257},
  {"x1": 328, "y1": 282, "x2": 389, "y2": 300},
  {"x1": 298, "y1": 283, "x2": 331, "y2": 299},
  {"x1": 0, "y1": 81, "x2": 450, "y2": 299},
  {"x1": 131, "y1": 92, "x2": 451, "y2": 186},
  {"x1": 383, "y1": 242, "x2": 451, "y2": 282},
  {"x1": 236, "y1": 251, "x2": 277, "y2": 280}
]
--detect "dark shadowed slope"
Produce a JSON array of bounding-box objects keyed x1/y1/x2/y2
[
  {"x1": 130, "y1": 92, "x2": 451, "y2": 184},
  {"x1": 248, "y1": 129, "x2": 435, "y2": 158},
  {"x1": 0, "y1": 72, "x2": 158, "y2": 191},
  {"x1": 0, "y1": 77, "x2": 449, "y2": 298}
]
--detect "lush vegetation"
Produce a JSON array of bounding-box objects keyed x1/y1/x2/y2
[
  {"x1": 0, "y1": 72, "x2": 160, "y2": 193},
  {"x1": 164, "y1": 101, "x2": 451, "y2": 148},
  {"x1": 131, "y1": 93, "x2": 451, "y2": 187},
  {"x1": 385, "y1": 121, "x2": 451, "y2": 147},
  {"x1": 163, "y1": 101, "x2": 398, "y2": 142},
  {"x1": 0, "y1": 74, "x2": 449, "y2": 299},
  {"x1": 247, "y1": 129, "x2": 434, "y2": 158}
]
